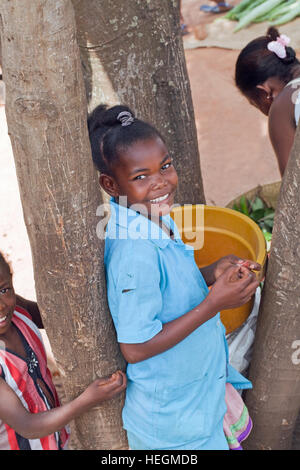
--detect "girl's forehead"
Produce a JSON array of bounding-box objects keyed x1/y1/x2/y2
[
  {"x1": 0, "y1": 263, "x2": 12, "y2": 285},
  {"x1": 119, "y1": 137, "x2": 167, "y2": 166}
]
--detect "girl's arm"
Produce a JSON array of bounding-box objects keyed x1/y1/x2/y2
[
  {"x1": 0, "y1": 372, "x2": 126, "y2": 440},
  {"x1": 269, "y1": 89, "x2": 296, "y2": 176},
  {"x1": 120, "y1": 265, "x2": 259, "y2": 364},
  {"x1": 15, "y1": 295, "x2": 44, "y2": 329}
]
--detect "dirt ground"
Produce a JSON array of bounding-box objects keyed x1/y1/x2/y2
[{"x1": 0, "y1": 0, "x2": 298, "y2": 449}]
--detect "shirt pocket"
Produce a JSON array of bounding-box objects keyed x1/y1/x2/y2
[{"x1": 153, "y1": 375, "x2": 225, "y2": 446}]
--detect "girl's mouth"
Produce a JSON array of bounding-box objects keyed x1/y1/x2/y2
[
  {"x1": 150, "y1": 193, "x2": 170, "y2": 204},
  {"x1": 0, "y1": 315, "x2": 7, "y2": 325}
]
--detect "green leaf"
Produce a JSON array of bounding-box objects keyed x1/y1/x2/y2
[
  {"x1": 262, "y1": 230, "x2": 272, "y2": 242},
  {"x1": 263, "y1": 211, "x2": 275, "y2": 220},
  {"x1": 250, "y1": 196, "x2": 265, "y2": 212},
  {"x1": 239, "y1": 195, "x2": 249, "y2": 216},
  {"x1": 264, "y1": 218, "x2": 274, "y2": 230},
  {"x1": 263, "y1": 208, "x2": 275, "y2": 217},
  {"x1": 250, "y1": 208, "x2": 265, "y2": 222}
]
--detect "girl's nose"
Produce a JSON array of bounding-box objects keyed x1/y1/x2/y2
[{"x1": 152, "y1": 174, "x2": 167, "y2": 189}]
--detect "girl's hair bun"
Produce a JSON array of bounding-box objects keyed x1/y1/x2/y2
[
  {"x1": 283, "y1": 47, "x2": 296, "y2": 64},
  {"x1": 266, "y1": 27, "x2": 280, "y2": 41},
  {"x1": 88, "y1": 104, "x2": 135, "y2": 133},
  {"x1": 87, "y1": 104, "x2": 108, "y2": 133},
  {"x1": 266, "y1": 26, "x2": 296, "y2": 65}
]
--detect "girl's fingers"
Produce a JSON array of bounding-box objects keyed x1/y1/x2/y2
[
  {"x1": 110, "y1": 371, "x2": 126, "y2": 386},
  {"x1": 237, "y1": 259, "x2": 261, "y2": 271},
  {"x1": 96, "y1": 370, "x2": 126, "y2": 388},
  {"x1": 243, "y1": 280, "x2": 260, "y2": 299},
  {"x1": 237, "y1": 266, "x2": 256, "y2": 284}
]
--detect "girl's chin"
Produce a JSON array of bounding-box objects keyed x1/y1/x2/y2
[
  {"x1": 150, "y1": 193, "x2": 175, "y2": 216},
  {"x1": 150, "y1": 201, "x2": 173, "y2": 217}
]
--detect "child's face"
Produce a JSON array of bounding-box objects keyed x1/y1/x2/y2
[
  {"x1": 0, "y1": 265, "x2": 16, "y2": 337},
  {"x1": 107, "y1": 136, "x2": 178, "y2": 217}
]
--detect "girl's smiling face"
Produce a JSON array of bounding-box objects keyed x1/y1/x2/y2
[
  {"x1": 0, "y1": 265, "x2": 16, "y2": 338},
  {"x1": 101, "y1": 136, "x2": 178, "y2": 218}
]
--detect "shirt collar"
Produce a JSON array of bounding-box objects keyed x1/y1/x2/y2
[{"x1": 107, "y1": 197, "x2": 182, "y2": 249}]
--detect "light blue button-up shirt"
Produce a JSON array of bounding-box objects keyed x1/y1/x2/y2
[{"x1": 104, "y1": 198, "x2": 251, "y2": 449}]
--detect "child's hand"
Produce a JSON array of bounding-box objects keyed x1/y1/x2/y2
[
  {"x1": 208, "y1": 265, "x2": 259, "y2": 312},
  {"x1": 214, "y1": 255, "x2": 261, "y2": 281},
  {"x1": 80, "y1": 371, "x2": 127, "y2": 409}
]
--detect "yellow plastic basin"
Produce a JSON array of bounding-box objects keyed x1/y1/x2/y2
[{"x1": 170, "y1": 205, "x2": 267, "y2": 334}]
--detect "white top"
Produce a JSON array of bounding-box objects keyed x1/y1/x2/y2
[{"x1": 285, "y1": 77, "x2": 300, "y2": 126}]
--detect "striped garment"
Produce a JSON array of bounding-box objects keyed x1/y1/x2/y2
[
  {"x1": 0, "y1": 306, "x2": 69, "y2": 450},
  {"x1": 223, "y1": 382, "x2": 252, "y2": 450}
]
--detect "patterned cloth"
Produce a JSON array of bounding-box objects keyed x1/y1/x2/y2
[
  {"x1": 285, "y1": 78, "x2": 300, "y2": 126},
  {"x1": 223, "y1": 383, "x2": 252, "y2": 450},
  {"x1": 0, "y1": 306, "x2": 69, "y2": 450}
]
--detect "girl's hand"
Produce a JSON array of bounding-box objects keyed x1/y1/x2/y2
[
  {"x1": 79, "y1": 371, "x2": 127, "y2": 409},
  {"x1": 208, "y1": 265, "x2": 260, "y2": 312},
  {"x1": 214, "y1": 254, "x2": 261, "y2": 281}
]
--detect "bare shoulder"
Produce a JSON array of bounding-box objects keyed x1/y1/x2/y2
[
  {"x1": 269, "y1": 86, "x2": 296, "y2": 127},
  {"x1": 268, "y1": 87, "x2": 297, "y2": 175}
]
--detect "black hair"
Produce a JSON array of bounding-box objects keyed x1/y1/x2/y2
[
  {"x1": 87, "y1": 104, "x2": 163, "y2": 174},
  {"x1": 235, "y1": 27, "x2": 300, "y2": 96},
  {"x1": 0, "y1": 252, "x2": 12, "y2": 276}
]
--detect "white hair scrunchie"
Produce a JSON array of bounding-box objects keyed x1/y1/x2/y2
[
  {"x1": 267, "y1": 34, "x2": 291, "y2": 59},
  {"x1": 117, "y1": 111, "x2": 135, "y2": 127}
]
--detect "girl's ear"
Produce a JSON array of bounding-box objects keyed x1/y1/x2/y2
[
  {"x1": 99, "y1": 174, "x2": 119, "y2": 198},
  {"x1": 256, "y1": 82, "x2": 272, "y2": 96}
]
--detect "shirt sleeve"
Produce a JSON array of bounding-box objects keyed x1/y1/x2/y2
[{"x1": 107, "y1": 240, "x2": 163, "y2": 344}]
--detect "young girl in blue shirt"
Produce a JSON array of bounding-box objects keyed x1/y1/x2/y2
[{"x1": 88, "y1": 104, "x2": 260, "y2": 450}]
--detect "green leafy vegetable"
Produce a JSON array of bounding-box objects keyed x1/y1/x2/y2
[
  {"x1": 224, "y1": 0, "x2": 300, "y2": 31},
  {"x1": 234, "y1": 0, "x2": 285, "y2": 32},
  {"x1": 232, "y1": 195, "x2": 275, "y2": 245},
  {"x1": 271, "y1": 1, "x2": 300, "y2": 25}
]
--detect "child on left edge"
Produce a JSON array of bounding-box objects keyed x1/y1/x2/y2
[{"x1": 0, "y1": 252, "x2": 127, "y2": 450}]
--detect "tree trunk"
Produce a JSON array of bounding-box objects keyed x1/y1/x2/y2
[
  {"x1": 71, "y1": 0, "x2": 205, "y2": 206},
  {"x1": 244, "y1": 125, "x2": 300, "y2": 450},
  {"x1": 0, "y1": 0, "x2": 127, "y2": 450}
]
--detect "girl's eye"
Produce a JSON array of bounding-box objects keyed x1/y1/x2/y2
[
  {"x1": 0, "y1": 288, "x2": 11, "y2": 295},
  {"x1": 133, "y1": 174, "x2": 146, "y2": 181},
  {"x1": 162, "y1": 161, "x2": 172, "y2": 170}
]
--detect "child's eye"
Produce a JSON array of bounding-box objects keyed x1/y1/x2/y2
[
  {"x1": 0, "y1": 288, "x2": 11, "y2": 295},
  {"x1": 162, "y1": 161, "x2": 172, "y2": 170},
  {"x1": 133, "y1": 174, "x2": 146, "y2": 181}
]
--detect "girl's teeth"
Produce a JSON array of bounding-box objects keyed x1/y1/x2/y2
[
  {"x1": 151, "y1": 194, "x2": 169, "y2": 203},
  {"x1": 0, "y1": 316, "x2": 7, "y2": 323}
]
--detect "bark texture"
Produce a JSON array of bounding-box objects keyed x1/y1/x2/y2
[
  {"x1": 244, "y1": 124, "x2": 300, "y2": 450},
  {"x1": 0, "y1": 0, "x2": 127, "y2": 449},
  {"x1": 71, "y1": 0, "x2": 205, "y2": 205}
]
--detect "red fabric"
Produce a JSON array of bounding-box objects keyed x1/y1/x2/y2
[{"x1": 0, "y1": 307, "x2": 69, "y2": 450}]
